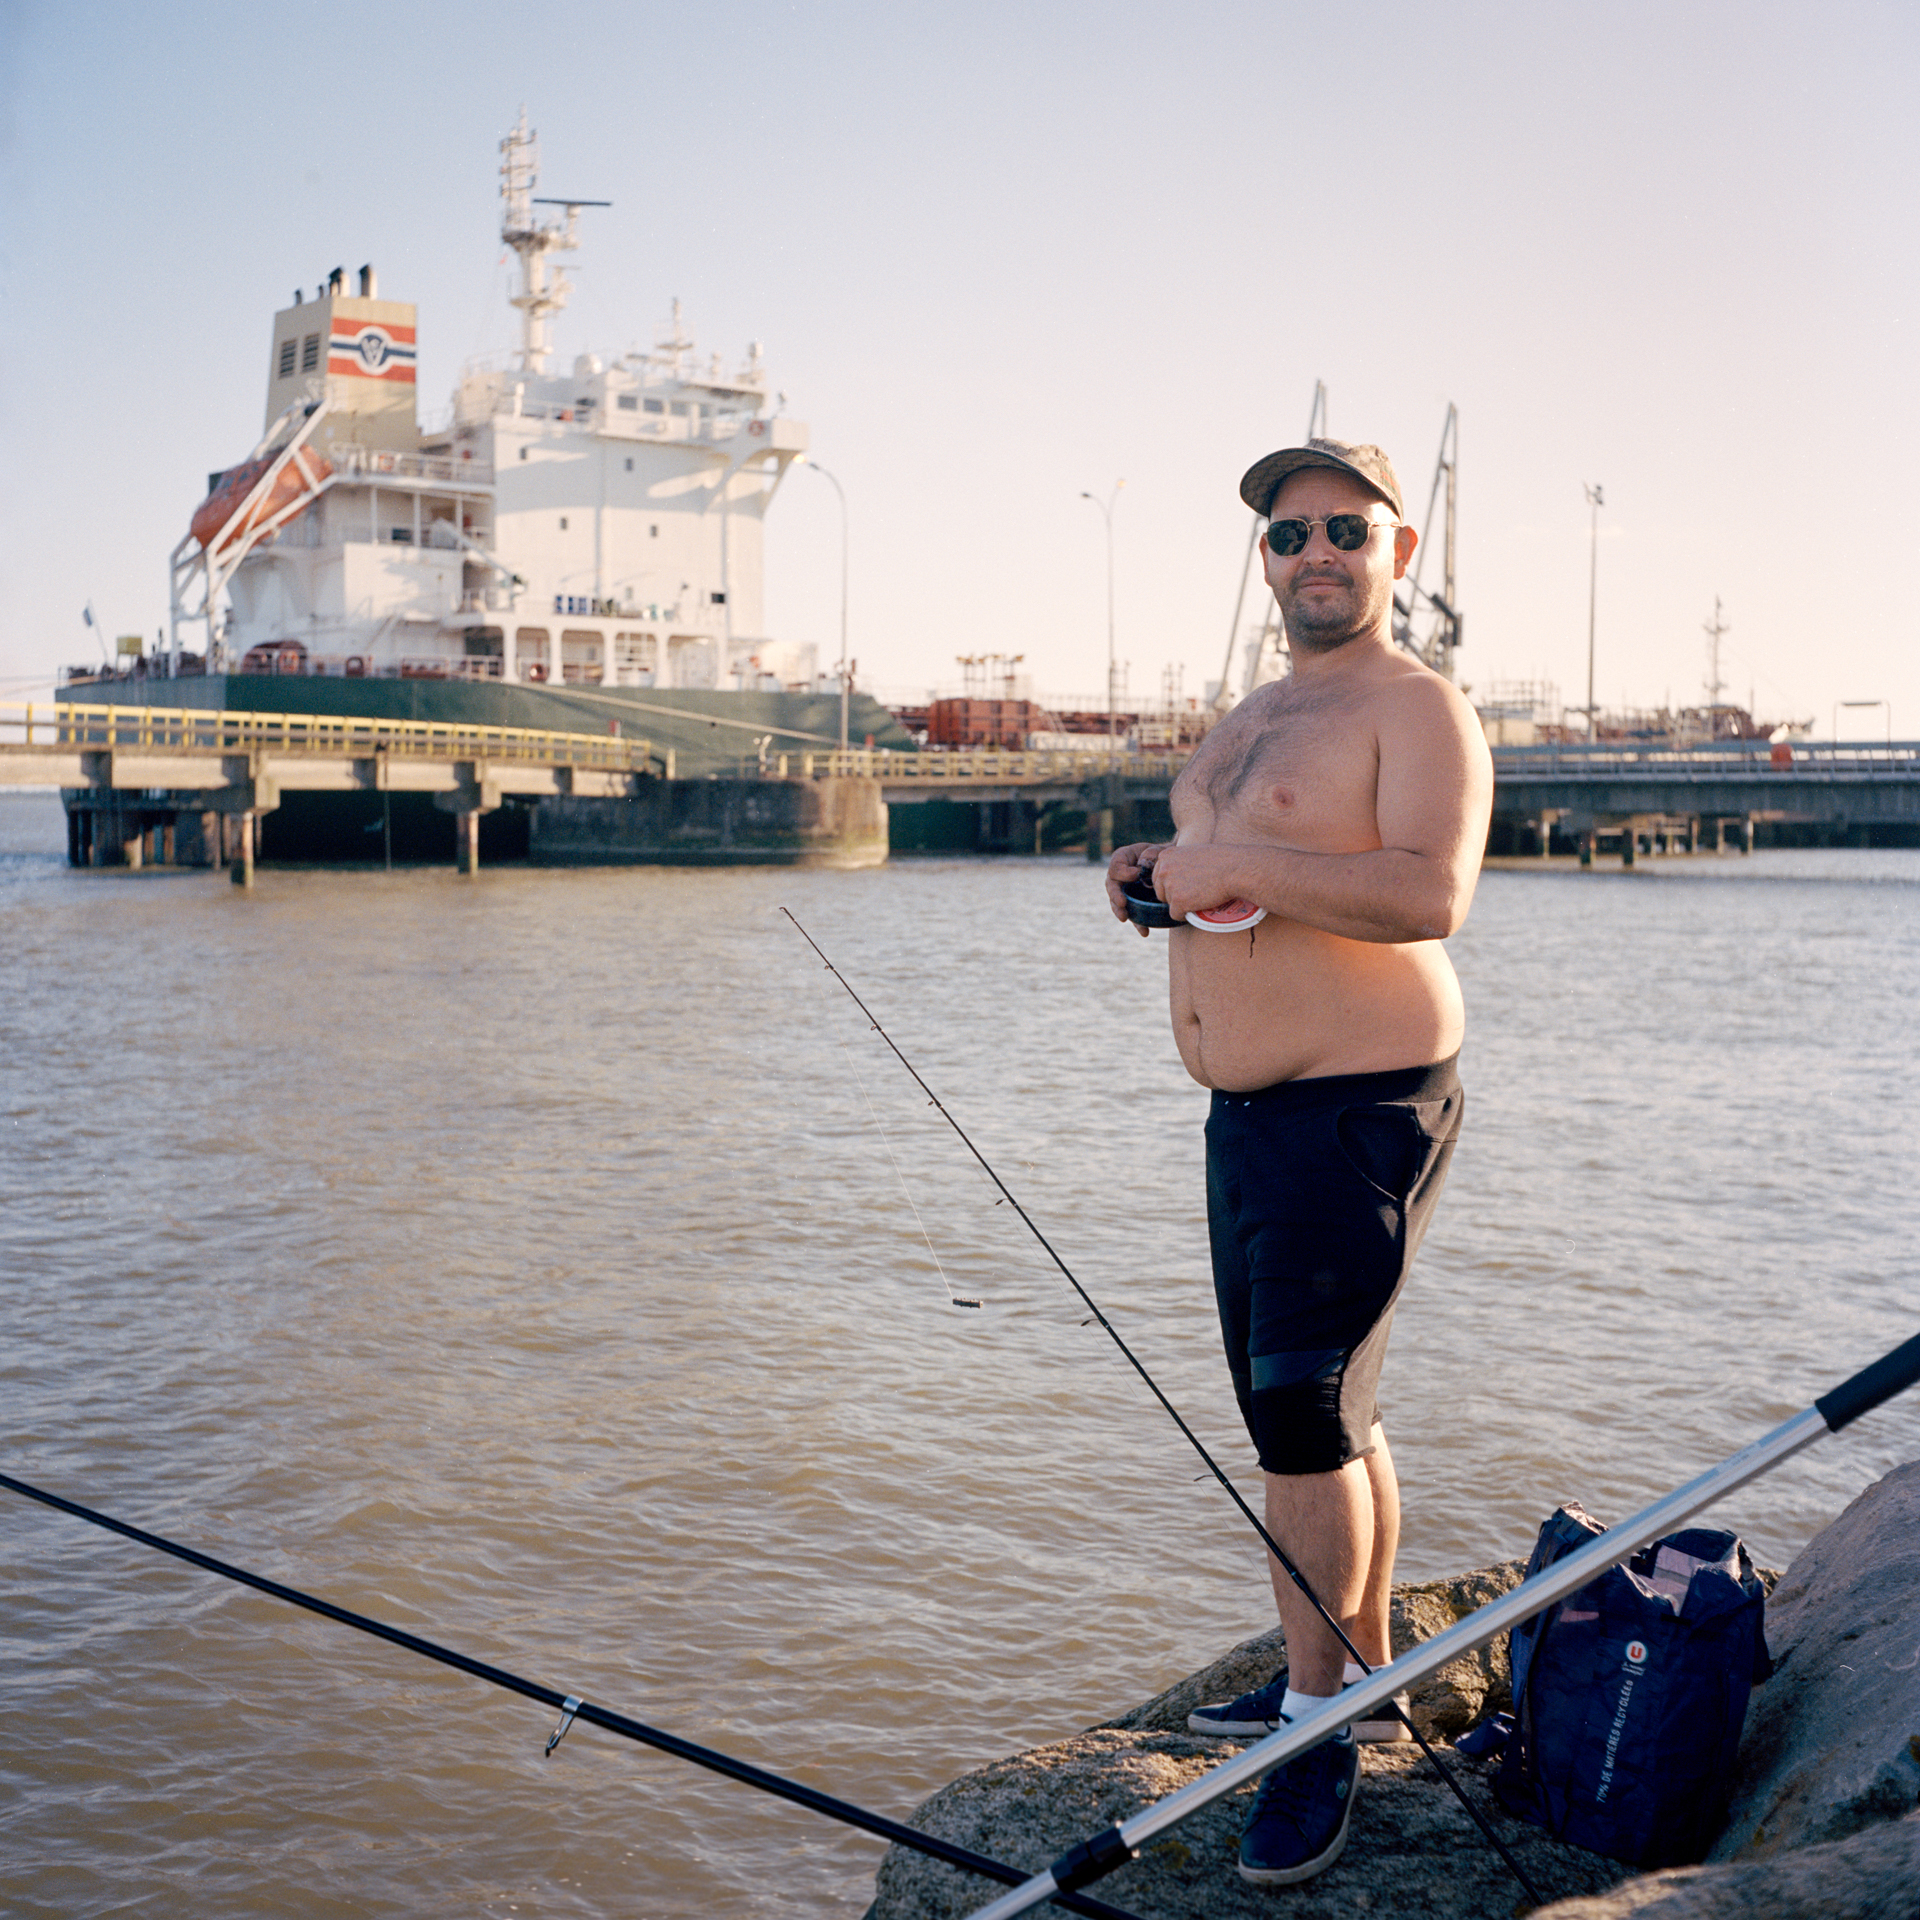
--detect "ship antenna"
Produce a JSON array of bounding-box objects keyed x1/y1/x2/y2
[
  {"x1": 498, "y1": 110, "x2": 610, "y2": 375},
  {"x1": 1704, "y1": 595, "x2": 1730, "y2": 709}
]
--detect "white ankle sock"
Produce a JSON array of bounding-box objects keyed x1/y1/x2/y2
[
  {"x1": 1279, "y1": 1685, "x2": 1339, "y2": 1726},
  {"x1": 1341, "y1": 1661, "x2": 1367, "y2": 1686}
]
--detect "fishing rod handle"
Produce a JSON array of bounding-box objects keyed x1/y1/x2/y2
[
  {"x1": 1816, "y1": 1327, "x2": 1920, "y2": 1432},
  {"x1": 970, "y1": 1865, "x2": 1073, "y2": 1920}
]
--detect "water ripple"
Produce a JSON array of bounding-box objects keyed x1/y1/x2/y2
[{"x1": 2, "y1": 795, "x2": 1916, "y2": 1914}]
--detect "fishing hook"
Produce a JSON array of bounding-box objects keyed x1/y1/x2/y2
[{"x1": 781, "y1": 908, "x2": 1544, "y2": 1905}]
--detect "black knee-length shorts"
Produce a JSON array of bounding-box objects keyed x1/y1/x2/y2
[{"x1": 1205, "y1": 1057, "x2": 1463, "y2": 1476}]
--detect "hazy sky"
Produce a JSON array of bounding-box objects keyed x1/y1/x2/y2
[{"x1": 4, "y1": 1, "x2": 1915, "y2": 734}]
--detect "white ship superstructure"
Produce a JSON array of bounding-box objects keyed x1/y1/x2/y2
[{"x1": 170, "y1": 114, "x2": 811, "y2": 692}]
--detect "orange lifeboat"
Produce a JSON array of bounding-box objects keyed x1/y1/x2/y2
[{"x1": 190, "y1": 447, "x2": 332, "y2": 553}]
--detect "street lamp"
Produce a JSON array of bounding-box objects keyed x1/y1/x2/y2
[
  {"x1": 806, "y1": 459, "x2": 851, "y2": 752},
  {"x1": 1080, "y1": 481, "x2": 1124, "y2": 761},
  {"x1": 1583, "y1": 482, "x2": 1603, "y2": 740},
  {"x1": 1833, "y1": 698, "x2": 1891, "y2": 750}
]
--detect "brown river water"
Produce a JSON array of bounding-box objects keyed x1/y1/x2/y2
[{"x1": 3, "y1": 789, "x2": 1916, "y2": 1917}]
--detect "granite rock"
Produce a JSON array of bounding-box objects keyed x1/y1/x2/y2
[
  {"x1": 866, "y1": 1561, "x2": 1630, "y2": 1920},
  {"x1": 1533, "y1": 1807, "x2": 1920, "y2": 1920},
  {"x1": 863, "y1": 1731, "x2": 1630, "y2": 1920},
  {"x1": 1714, "y1": 1458, "x2": 1920, "y2": 1860}
]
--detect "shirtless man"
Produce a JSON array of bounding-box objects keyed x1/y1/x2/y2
[{"x1": 1105, "y1": 438, "x2": 1492, "y2": 1886}]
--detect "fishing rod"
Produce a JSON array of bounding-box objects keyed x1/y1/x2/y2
[
  {"x1": 781, "y1": 910, "x2": 1543, "y2": 1900},
  {"x1": 0, "y1": 1468, "x2": 1145, "y2": 1920},
  {"x1": 966, "y1": 1327, "x2": 1920, "y2": 1918}
]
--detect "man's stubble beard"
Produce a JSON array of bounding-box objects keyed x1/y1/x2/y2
[{"x1": 1278, "y1": 568, "x2": 1391, "y2": 656}]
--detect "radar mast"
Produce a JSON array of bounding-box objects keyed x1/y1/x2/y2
[{"x1": 498, "y1": 110, "x2": 608, "y2": 374}]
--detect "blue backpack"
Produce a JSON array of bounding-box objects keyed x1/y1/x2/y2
[{"x1": 1492, "y1": 1502, "x2": 1771, "y2": 1868}]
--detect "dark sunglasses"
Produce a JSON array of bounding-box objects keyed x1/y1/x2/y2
[{"x1": 1265, "y1": 513, "x2": 1398, "y2": 556}]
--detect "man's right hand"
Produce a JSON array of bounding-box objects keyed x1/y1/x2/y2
[{"x1": 1105, "y1": 841, "x2": 1167, "y2": 936}]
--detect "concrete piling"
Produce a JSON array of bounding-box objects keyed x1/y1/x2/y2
[{"x1": 231, "y1": 811, "x2": 255, "y2": 888}]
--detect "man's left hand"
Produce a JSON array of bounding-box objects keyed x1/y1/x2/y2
[{"x1": 1150, "y1": 844, "x2": 1251, "y2": 919}]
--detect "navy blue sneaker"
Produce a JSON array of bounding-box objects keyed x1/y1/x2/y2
[
  {"x1": 1188, "y1": 1671, "x2": 1411, "y2": 1742},
  {"x1": 1453, "y1": 1709, "x2": 1514, "y2": 1758},
  {"x1": 1238, "y1": 1726, "x2": 1360, "y2": 1885}
]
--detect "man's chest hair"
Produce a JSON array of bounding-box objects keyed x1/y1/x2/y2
[{"x1": 1181, "y1": 678, "x2": 1376, "y2": 810}]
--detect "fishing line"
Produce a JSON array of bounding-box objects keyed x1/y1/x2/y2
[
  {"x1": 832, "y1": 1017, "x2": 979, "y2": 1309},
  {"x1": 781, "y1": 909, "x2": 1543, "y2": 1903},
  {"x1": 0, "y1": 1468, "x2": 1144, "y2": 1920}
]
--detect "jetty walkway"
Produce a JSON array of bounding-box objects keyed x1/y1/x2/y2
[
  {"x1": 0, "y1": 702, "x2": 655, "y2": 880},
  {"x1": 775, "y1": 735, "x2": 1920, "y2": 860},
  {"x1": 1483, "y1": 737, "x2": 1920, "y2": 858},
  {"x1": 5, "y1": 703, "x2": 1917, "y2": 872}
]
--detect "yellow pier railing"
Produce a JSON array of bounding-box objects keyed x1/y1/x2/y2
[{"x1": 0, "y1": 702, "x2": 654, "y2": 773}]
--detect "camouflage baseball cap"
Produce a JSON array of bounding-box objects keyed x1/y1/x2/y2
[{"x1": 1239, "y1": 437, "x2": 1404, "y2": 520}]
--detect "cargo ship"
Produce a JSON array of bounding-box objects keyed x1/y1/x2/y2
[{"x1": 64, "y1": 112, "x2": 908, "y2": 781}]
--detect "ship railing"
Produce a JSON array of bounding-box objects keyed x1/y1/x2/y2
[
  {"x1": 283, "y1": 655, "x2": 503, "y2": 680},
  {"x1": 390, "y1": 656, "x2": 510, "y2": 680},
  {"x1": 0, "y1": 702, "x2": 655, "y2": 773},
  {"x1": 323, "y1": 443, "x2": 495, "y2": 487},
  {"x1": 502, "y1": 405, "x2": 760, "y2": 447}
]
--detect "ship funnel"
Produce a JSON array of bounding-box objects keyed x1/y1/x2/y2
[
  {"x1": 328, "y1": 266, "x2": 344, "y2": 295},
  {"x1": 358, "y1": 264, "x2": 377, "y2": 298}
]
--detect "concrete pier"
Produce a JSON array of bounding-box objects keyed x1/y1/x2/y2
[{"x1": 19, "y1": 700, "x2": 1920, "y2": 872}]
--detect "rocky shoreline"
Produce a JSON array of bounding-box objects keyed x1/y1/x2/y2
[{"x1": 864, "y1": 1462, "x2": 1920, "y2": 1919}]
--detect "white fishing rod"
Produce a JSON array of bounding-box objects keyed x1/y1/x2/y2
[{"x1": 967, "y1": 1328, "x2": 1920, "y2": 1919}]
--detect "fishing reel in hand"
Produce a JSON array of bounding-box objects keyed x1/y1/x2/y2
[{"x1": 1120, "y1": 867, "x2": 1266, "y2": 934}]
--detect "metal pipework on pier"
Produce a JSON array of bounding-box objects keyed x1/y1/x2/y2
[
  {"x1": 734, "y1": 745, "x2": 1186, "y2": 791},
  {"x1": 751, "y1": 734, "x2": 1920, "y2": 790}
]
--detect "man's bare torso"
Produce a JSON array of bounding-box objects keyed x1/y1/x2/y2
[{"x1": 1165, "y1": 661, "x2": 1470, "y2": 1091}]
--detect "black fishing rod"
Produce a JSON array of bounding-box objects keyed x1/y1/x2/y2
[
  {"x1": 969, "y1": 1328, "x2": 1920, "y2": 1918},
  {"x1": 782, "y1": 910, "x2": 1544, "y2": 1902},
  {"x1": 0, "y1": 1468, "x2": 1145, "y2": 1920}
]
